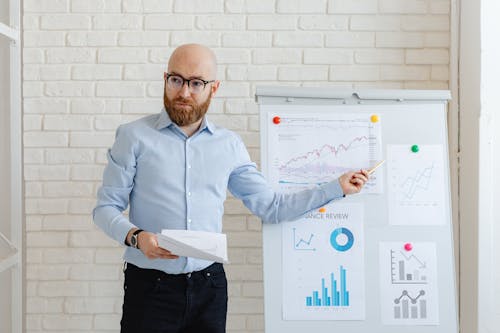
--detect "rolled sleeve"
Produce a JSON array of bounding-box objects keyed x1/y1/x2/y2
[
  {"x1": 318, "y1": 178, "x2": 345, "y2": 200},
  {"x1": 228, "y1": 137, "x2": 345, "y2": 224},
  {"x1": 93, "y1": 125, "x2": 137, "y2": 244}
]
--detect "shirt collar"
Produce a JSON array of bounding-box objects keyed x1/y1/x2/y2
[
  {"x1": 155, "y1": 108, "x2": 215, "y2": 135},
  {"x1": 201, "y1": 116, "x2": 216, "y2": 134},
  {"x1": 154, "y1": 108, "x2": 173, "y2": 130}
]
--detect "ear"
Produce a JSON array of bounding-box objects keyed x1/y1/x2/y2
[{"x1": 211, "y1": 80, "x2": 220, "y2": 97}]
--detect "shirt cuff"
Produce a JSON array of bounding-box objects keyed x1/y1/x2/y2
[
  {"x1": 110, "y1": 215, "x2": 136, "y2": 246},
  {"x1": 319, "y1": 179, "x2": 345, "y2": 200}
]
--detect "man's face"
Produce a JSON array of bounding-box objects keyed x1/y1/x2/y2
[
  {"x1": 163, "y1": 48, "x2": 219, "y2": 127},
  {"x1": 163, "y1": 76, "x2": 213, "y2": 127}
]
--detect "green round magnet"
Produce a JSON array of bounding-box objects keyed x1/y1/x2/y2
[{"x1": 411, "y1": 144, "x2": 419, "y2": 153}]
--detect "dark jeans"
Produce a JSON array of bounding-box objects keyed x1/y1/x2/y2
[{"x1": 121, "y1": 262, "x2": 228, "y2": 333}]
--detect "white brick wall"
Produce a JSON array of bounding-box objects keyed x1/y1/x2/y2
[{"x1": 23, "y1": 0, "x2": 451, "y2": 332}]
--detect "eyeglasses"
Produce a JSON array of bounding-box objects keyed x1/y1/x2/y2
[{"x1": 165, "y1": 73, "x2": 215, "y2": 94}]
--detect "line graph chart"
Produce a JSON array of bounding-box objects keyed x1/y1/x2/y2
[
  {"x1": 391, "y1": 250, "x2": 428, "y2": 284},
  {"x1": 393, "y1": 290, "x2": 428, "y2": 320},
  {"x1": 388, "y1": 145, "x2": 445, "y2": 225},
  {"x1": 278, "y1": 136, "x2": 370, "y2": 186},
  {"x1": 380, "y1": 242, "x2": 439, "y2": 325},
  {"x1": 293, "y1": 228, "x2": 316, "y2": 251},
  {"x1": 400, "y1": 163, "x2": 435, "y2": 200},
  {"x1": 268, "y1": 112, "x2": 382, "y2": 193}
]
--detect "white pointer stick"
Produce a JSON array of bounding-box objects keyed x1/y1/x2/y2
[{"x1": 367, "y1": 160, "x2": 385, "y2": 175}]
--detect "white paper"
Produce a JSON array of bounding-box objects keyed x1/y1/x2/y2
[
  {"x1": 387, "y1": 145, "x2": 446, "y2": 225},
  {"x1": 265, "y1": 106, "x2": 383, "y2": 194},
  {"x1": 157, "y1": 230, "x2": 228, "y2": 263},
  {"x1": 282, "y1": 203, "x2": 365, "y2": 320},
  {"x1": 379, "y1": 242, "x2": 439, "y2": 325}
]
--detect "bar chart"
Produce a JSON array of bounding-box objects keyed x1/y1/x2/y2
[
  {"x1": 282, "y1": 204, "x2": 365, "y2": 320},
  {"x1": 305, "y1": 266, "x2": 349, "y2": 307},
  {"x1": 393, "y1": 290, "x2": 427, "y2": 319},
  {"x1": 391, "y1": 249, "x2": 428, "y2": 284},
  {"x1": 380, "y1": 242, "x2": 438, "y2": 325}
]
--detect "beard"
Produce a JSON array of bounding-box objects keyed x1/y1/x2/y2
[{"x1": 163, "y1": 88, "x2": 212, "y2": 127}]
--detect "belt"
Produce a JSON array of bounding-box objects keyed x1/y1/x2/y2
[{"x1": 124, "y1": 262, "x2": 224, "y2": 281}]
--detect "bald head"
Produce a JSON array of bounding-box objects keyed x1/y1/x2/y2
[{"x1": 168, "y1": 44, "x2": 217, "y2": 80}]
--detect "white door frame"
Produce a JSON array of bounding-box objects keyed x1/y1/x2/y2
[{"x1": 0, "y1": 0, "x2": 23, "y2": 332}]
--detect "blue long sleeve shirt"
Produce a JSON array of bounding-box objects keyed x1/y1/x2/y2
[{"x1": 92, "y1": 109, "x2": 345, "y2": 274}]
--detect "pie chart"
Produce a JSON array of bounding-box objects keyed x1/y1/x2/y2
[{"x1": 330, "y1": 227, "x2": 354, "y2": 252}]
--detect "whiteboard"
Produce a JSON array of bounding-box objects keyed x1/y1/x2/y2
[{"x1": 256, "y1": 87, "x2": 458, "y2": 333}]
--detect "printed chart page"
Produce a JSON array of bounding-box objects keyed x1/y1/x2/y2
[
  {"x1": 263, "y1": 105, "x2": 379, "y2": 321},
  {"x1": 282, "y1": 203, "x2": 365, "y2": 320},
  {"x1": 379, "y1": 242, "x2": 439, "y2": 325},
  {"x1": 387, "y1": 145, "x2": 446, "y2": 225},
  {"x1": 265, "y1": 106, "x2": 383, "y2": 194}
]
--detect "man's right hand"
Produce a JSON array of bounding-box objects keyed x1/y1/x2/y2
[
  {"x1": 338, "y1": 169, "x2": 369, "y2": 195},
  {"x1": 137, "y1": 231, "x2": 179, "y2": 260}
]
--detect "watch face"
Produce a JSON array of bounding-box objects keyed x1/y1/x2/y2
[{"x1": 131, "y1": 235, "x2": 137, "y2": 247}]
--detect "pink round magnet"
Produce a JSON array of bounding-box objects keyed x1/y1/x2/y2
[{"x1": 404, "y1": 243, "x2": 413, "y2": 251}]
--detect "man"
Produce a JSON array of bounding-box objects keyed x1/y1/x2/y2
[{"x1": 93, "y1": 43, "x2": 369, "y2": 333}]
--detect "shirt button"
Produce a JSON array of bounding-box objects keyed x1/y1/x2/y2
[
  {"x1": 188, "y1": 219, "x2": 192, "y2": 223},
  {"x1": 188, "y1": 165, "x2": 192, "y2": 169},
  {"x1": 188, "y1": 192, "x2": 192, "y2": 196}
]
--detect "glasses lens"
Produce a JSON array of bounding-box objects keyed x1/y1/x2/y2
[
  {"x1": 189, "y1": 79, "x2": 205, "y2": 94},
  {"x1": 167, "y1": 75, "x2": 183, "y2": 90}
]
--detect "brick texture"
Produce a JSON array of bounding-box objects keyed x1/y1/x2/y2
[{"x1": 23, "y1": 0, "x2": 451, "y2": 332}]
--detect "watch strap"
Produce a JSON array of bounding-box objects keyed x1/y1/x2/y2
[
  {"x1": 130, "y1": 229, "x2": 144, "y2": 249},
  {"x1": 133, "y1": 229, "x2": 144, "y2": 236}
]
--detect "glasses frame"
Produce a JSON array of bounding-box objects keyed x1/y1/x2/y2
[{"x1": 165, "y1": 73, "x2": 215, "y2": 94}]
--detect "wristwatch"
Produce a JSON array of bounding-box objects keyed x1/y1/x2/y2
[{"x1": 130, "y1": 229, "x2": 144, "y2": 249}]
